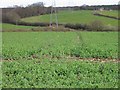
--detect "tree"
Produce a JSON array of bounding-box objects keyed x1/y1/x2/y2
[
  {"x1": 5, "y1": 11, "x2": 21, "y2": 23},
  {"x1": 89, "y1": 20, "x2": 104, "y2": 31}
]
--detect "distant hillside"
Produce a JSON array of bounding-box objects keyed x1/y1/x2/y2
[
  {"x1": 1, "y1": 3, "x2": 118, "y2": 24},
  {"x1": 21, "y1": 10, "x2": 118, "y2": 26}
]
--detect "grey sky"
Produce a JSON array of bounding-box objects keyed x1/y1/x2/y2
[{"x1": 0, "y1": 0, "x2": 119, "y2": 8}]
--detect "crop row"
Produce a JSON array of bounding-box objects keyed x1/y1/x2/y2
[
  {"x1": 2, "y1": 59, "x2": 118, "y2": 88},
  {"x1": 2, "y1": 32, "x2": 118, "y2": 60}
]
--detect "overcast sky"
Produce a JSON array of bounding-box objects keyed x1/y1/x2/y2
[{"x1": 0, "y1": 0, "x2": 119, "y2": 8}]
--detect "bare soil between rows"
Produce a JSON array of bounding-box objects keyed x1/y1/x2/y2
[{"x1": 1, "y1": 56, "x2": 120, "y2": 63}]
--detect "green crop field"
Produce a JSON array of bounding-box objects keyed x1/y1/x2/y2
[
  {"x1": 1, "y1": 23, "x2": 36, "y2": 31},
  {"x1": 98, "y1": 10, "x2": 118, "y2": 18},
  {"x1": 21, "y1": 10, "x2": 118, "y2": 26},
  {"x1": 2, "y1": 32, "x2": 118, "y2": 60},
  {"x1": 2, "y1": 32, "x2": 118, "y2": 88},
  {"x1": 1, "y1": 2, "x2": 119, "y2": 88},
  {"x1": 2, "y1": 59, "x2": 118, "y2": 88}
]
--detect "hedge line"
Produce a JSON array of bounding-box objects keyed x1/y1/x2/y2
[
  {"x1": 8, "y1": 21, "x2": 49, "y2": 27},
  {"x1": 94, "y1": 13, "x2": 120, "y2": 20},
  {"x1": 64, "y1": 23, "x2": 118, "y2": 31},
  {"x1": 65, "y1": 24, "x2": 88, "y2": 30},
  {"x1": 5, "y1": 21, "x2": 118, "y2": 32}
]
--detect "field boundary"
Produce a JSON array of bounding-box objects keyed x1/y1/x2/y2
[
  {"x1": 94, "y1": 13, "x2": 120, "y2": 20},
  {"x1": 2, "y1": 23, "x2": 118, "y2": 32}
]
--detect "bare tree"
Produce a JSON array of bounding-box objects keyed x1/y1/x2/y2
[
  {"x1": 6, "y1": 11, "x2": 21, "y2": 24},
  {"x1": 89, "y1": 20, "x2": 104, "y2": 31}
]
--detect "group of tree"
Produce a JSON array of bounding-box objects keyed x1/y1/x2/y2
[
  {"x1": 2, "y1": 2, "x2": 51, "y2": 23},
  {"x1": 2, "y1": 3, "x2": 119, "y2": 23},
  {"x1": 58, "y1": 5, "x2": 119, "y2": 11}
]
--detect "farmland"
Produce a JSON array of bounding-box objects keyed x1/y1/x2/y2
[
  {"x1": 21, "y1": 10, "x2": 118, "y2": 26},
  {"x1": 97, "y1": 10, "x2": 119, "y2": 18},
  {"x1": 2, "y1": 59, "x2": 118, "y2": 88},
  {"x1": 2, "y1": 32, "x2": 119, "y2": 88},
  {"x1": 1, "y1": 9, "x2": 119, "y2": 88},
  {"x1": 1, "y1": 23, "x2": 37, "y2": 31},
  {"x1": 2, "y1": 32, "x2": 118, "y2": 60}
]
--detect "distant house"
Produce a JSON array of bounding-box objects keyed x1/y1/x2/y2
[
  {"x1": 109, "y1": 9, "x2": 113, "y2": 11},
  {"x1": 99, "y1": 7, "x2": 104, "y2": 11}
]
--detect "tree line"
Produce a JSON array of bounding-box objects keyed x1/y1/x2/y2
[
  {"x1": 2, "y1": 2, "x2": 52, "y2": 23},
  {"x1": 2, "y1": 2, "x2": 119, "y2": 23},
  {"x1": 58, "y1": 5, "x2": 119, "y2": 11}
]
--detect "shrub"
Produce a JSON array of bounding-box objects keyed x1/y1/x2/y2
[
  {"x1": 89, "y1": 20, "x2": 104, "y2": 31},
  {"x1": 2, "y1": 11, "x2": 21, "y2": 23},
  {"x1": 64, "y1": 23, "x2": 88, "y2": 30},
  {"x1": 10, "y1": 21, "x2": 49, "y2": 27}
]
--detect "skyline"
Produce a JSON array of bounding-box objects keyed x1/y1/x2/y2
[{"x1": 0, "y1": 0, "x2": 119, "y2": 8}]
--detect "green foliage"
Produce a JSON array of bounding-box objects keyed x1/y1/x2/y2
[
  {"x1": 0, "y1": 62, "x2": 2, "y2": 89},
  {"x1": 2, "y1": 32, "x2": 118, "y2": 60},
  {"x1": 2, "y1": 32, "x2": 118, "y2": 88},
  {"x1": 2, "y1": 23, "x2": 36, "y2": 31},
  {"x1": 65, "y1": 23, "x2": 88, "y2": 30},
  {"x1": 2, "y1": 59, "x2": 118, "y2": 88}
]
